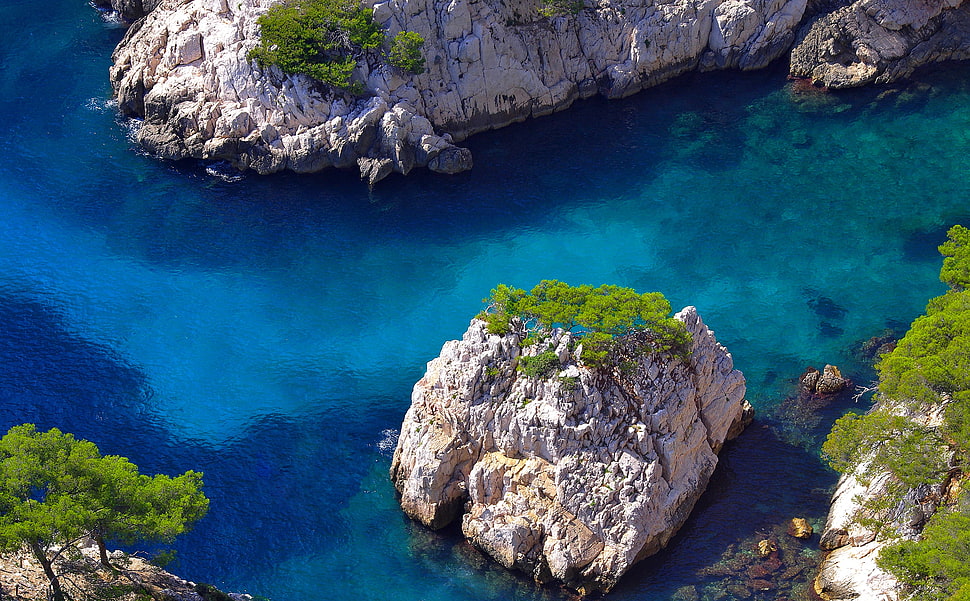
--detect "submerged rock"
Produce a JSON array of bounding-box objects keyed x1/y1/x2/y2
[
  {"x1": 757, "y1": 539, "x2": 777, "y2": 557},
  {"x1": 787, "y1": 517, "x2": 813, "y2": 538},
  {"x1": 390, "y1": 306, "x2": 750, "y2": 593}
]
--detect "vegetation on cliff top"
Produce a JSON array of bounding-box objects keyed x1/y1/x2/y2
[
  {"x1": 478, "y1": 280, "x2": 692, "y2": 369},
  {"x1": 0, "y1": 424, "x2": 208, "y2": 601},
  {"x1": 821, "y1": 225, "x2": 970, "y2": 601},
  {"x1": 248, "y1": 0, "x2": 425, "y2": 92}
]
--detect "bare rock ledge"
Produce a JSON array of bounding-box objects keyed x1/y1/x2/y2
[{"x1": 390, "y1": 306, "x2": 752, "y2": 594}]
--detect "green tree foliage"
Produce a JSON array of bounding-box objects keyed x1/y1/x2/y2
[
  {"x1": 822, "y1": 410, "x2": 947, "y2": 489},
  {"x1": 85, "y1": 456, "x2": 208, "y2": 568},
  {"x1": 479, "y1": 280, "x2": 691, "y2": 369},
  {"x1": 387, "y1": 31, "x2": 425, "y2": 74},
  {"x1": 940, "y1": 225, "x2": 970, "y2": 291},
  {"x1": 877, "y1": 290, "x2": 970, "y2": 410},
  {"x1": 820, "y1": 225, "x2": 970, "y2": 601},
  {"x1": 878, "y1": 494, "x2": 970, "y2": 601},
  {"x1": 0, "y1": 424, "x2": 208, "y2": 601},
  {"x1": 248, "y1": 0, "x2": 383, "y2": 92}
]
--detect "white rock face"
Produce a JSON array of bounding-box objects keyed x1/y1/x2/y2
[
  {"x1": 108, "y1": 0, "x2": 808, "y2": 181},
  {"x1": 789, "y1": 0, "x2": 970, "y2": 88},
  {"x1": 390, "y1": 306, "x2": 750, "y2": 593},
  {"x1": 815, "y1": 467, "x2": 908, "y2": 601}
]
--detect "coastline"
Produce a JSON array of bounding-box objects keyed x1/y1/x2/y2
[{"x1": 100, "y1": 0, "x2": 970, "y2": 183}]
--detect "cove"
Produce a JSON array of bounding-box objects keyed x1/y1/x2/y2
[{"x1": 2, "y1": 0, "x2": 970, "y2": 599}]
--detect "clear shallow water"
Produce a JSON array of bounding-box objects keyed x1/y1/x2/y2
[{"x1": 2, "y1": 1, "x2": 970, "y2": 599}]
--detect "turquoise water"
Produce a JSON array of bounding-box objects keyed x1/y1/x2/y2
[{"x1": 2, "y1": 0, "x2": 970, "y2": 598}]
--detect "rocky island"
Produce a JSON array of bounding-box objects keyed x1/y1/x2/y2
[{"x1": 390, "y1": 282, "x2": 751, "y2": 593}]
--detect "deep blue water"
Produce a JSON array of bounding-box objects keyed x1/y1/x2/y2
[{"x1": 2, "y1": 0, "x2": 970, "y2": 599}]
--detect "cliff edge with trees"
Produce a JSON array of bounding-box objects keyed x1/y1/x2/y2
[
  {"x1": 816, "y1": 225, "x2": 970, "y2": 601},
  {"x1": 0, "y1": 424, "x2": 209, "y2": 601}
]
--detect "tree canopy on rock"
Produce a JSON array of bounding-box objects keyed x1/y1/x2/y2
[
  {"x1": 479, "y1": 280, "x2": 691, "y2": 367},
  {"x1": 0, "y1": 424, "x2": 208, "y2": 601}
]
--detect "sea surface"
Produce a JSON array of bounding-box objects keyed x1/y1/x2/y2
[{"x1": 2, "y1": 0, "x2": 969, "y2": 599}]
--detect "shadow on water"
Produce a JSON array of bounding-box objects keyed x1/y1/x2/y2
[
  {"x1": 612, "y1": 420, "x2": 836, "y2": 601},
  {"x1": 6, "y1": 64, "x2": 817, "y2": 276},
  {"x1": 0, "y1": 288, "x2": 405, "y2": 594},
  {"x1": 0, "y1": 290, "x2": 155, "y2": 446},
  {"x1": 903, "y1": 220, "x2": 970, "y2": 263}
]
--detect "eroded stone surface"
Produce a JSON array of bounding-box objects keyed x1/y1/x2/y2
[
  {"x1": 390, "y1": 306, "x2": 749, "y2": 593},
  {"x1": 790, "y1": 0, "x2": 970, "y2": 88}
]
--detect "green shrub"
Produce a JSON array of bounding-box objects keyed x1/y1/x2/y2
[
  {"x1": 537, "y1": 0, "x2": 583, "y2": 17},
  {"x1": 248, "y1": 0, "x2": 382, "y2": 92},
  {"x1": 388, "y1": 31, "x2": 425, "y2": 74},
  {"x1": 558, "y1": 375, "x2": 579, "y2": 390},
  {"x1": 579, "y1": 331, "x2": 613, "y2": 368},
  {"x1": 518, "y1": 350, "x2": 560, "y2": 378},
  {"x1": 195, "y1": 584, "x2": 236, "y2": 601}
]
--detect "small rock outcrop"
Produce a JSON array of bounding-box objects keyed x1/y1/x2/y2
[
  {"x1": 107, "y1": 0, "x2": 809, "y2": 181},
  {"x1": 790, "y1": 0, "x2": 970, "y2": 88},
  {"x1": 788, "y1": 517, "x2": 814, "y2": 538},
  {"x1": 799, "y1": 364, "x2": 849, "y2": 395},
  {"x1": 92, "y1": 0, "x2": 164, "y2": 22},
  {"x1": 390, "y1": 306, "x2": 750, "y2": 593}
]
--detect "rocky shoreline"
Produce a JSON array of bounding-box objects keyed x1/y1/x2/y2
[
  {"x1": 0, "y1": 539, "x2": 248, "y2": 601},
  {"x1": 98, "y1": 0, "x2": 970, "y2": 183}
]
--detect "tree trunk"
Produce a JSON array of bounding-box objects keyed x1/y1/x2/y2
[
  {"x1": 94, "y1": 532, "x2": 113, "y2": 569},
  {"x1": 27, "y1": 540, "x2": 65, "y2": 601}
]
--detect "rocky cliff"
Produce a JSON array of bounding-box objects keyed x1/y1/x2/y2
[
  {"x1": 789, "y1": 0, "x2": 970, "y2": 88},
  {"x1": 814, "y1": 402, "x2": 949, "y2": 601},
  {"x1": 104, "y1": 0, "x2": 970, "y2": 181},
  {"x1": 107, "y1": 0, "x2": 808, "y2": 183},
  {"x1": 389, "y1": 306, "x2": 750, "y2": 593}
]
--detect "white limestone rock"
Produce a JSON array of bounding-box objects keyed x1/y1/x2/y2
[
  {"x1": 108, "y1": 0, "x2": 808, "y2": 180},
  {"x1": 389, "y1": 306, "x2": 750, "y2": 593}
]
